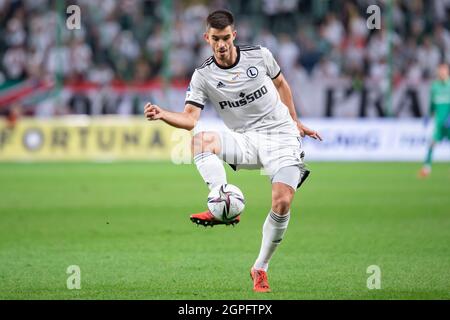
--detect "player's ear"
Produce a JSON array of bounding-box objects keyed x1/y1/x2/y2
[
  {"x1": 203, "y1": 32, "x2": 209, "y2": 44},
  {"x1": 232, "y1": 30, "x2": 237, "y2": 41}
]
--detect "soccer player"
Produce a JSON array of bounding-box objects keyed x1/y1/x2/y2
[
  {"x1": 144, "y1": 10, "x2": 321, "y2": 293},
  {"x1": 419, "y1": 63, "x2": 450, "y2": 178}
]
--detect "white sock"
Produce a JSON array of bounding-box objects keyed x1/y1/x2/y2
[
  {"x1": 253, "y1": 210, "x2": 290, "y2": 271},
  {"x1": 194, "y1": 152, "x2": 227, "y2": 190}
]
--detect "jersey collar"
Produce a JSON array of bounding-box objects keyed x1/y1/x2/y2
[{"x1": 212, "y1": 46, "x2": 240, "y2": 70}]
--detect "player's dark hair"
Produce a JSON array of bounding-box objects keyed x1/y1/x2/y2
[{"x1": 206, "y1": 10, "x2": 234, "y2": 30}]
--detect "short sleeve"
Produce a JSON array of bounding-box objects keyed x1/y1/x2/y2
[
  {"x1": 261, "y1": 46, "x2": 281, "y2": 80},
  {"x1": 185, "y1": 70, "x2": 207, "y2": 109}
]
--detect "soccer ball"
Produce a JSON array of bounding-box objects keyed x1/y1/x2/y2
[{"x1": 207, "y1": 184, "x2": 245, "y2": 222}]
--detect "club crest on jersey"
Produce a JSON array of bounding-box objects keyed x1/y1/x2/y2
[
  {"x1": 246, "y1": 66, "x2": 258, "y2": 78},
  {"x1": 219, "y1": 85, "x2": 268, "y2": 109}
]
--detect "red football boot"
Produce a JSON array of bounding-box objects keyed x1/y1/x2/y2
[
  {"x1": 190, "y1": 211, "x2": 240, "y2": 227},
  {"x1": 418, "y1": 166, "x2": 431, "y2": 179},
  {"x1": 250, "y1": 268, "x2": 271, "y2": 293}
]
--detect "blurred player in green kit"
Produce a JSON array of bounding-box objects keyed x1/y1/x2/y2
[{"x1": 419, "y1": 63, "x2": 450, "y2": 178}]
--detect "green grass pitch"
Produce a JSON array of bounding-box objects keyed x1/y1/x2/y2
[{"x1": 0, "y1": 162, "x2": 449, "y2": 300}]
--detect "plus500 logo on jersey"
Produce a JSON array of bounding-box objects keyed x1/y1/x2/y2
[{"x1": 219, "y1": 85, "x2": 268, "y2": 109}]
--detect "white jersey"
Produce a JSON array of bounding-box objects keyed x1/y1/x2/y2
[{"x1": 185, "y1": 45, "x2": 298, "y2": 135}]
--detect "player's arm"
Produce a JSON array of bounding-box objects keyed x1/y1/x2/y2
[
  {"x1": 144, "y1": 103, "x2": 201, "y2": 131},
  {"x1": 272, "y1": 73, "x2": 322, "y2": 141}
]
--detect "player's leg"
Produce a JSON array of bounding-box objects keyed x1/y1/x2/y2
[
  {"x1": 419, "y1": 141, "x2": 435, "y2": 177},
  {"x1": 190, "y1": 131, "x2": 246, "y2": 226},
  {"x1": 258, "y1": 167, "x2": 301, "y2": 262},
  {"x1": 190, "y1": 131, "x2": 228, "y2": 226},
  {"x1": 251, "y1": 165, "x2": 302, "y2": 292},
  {"x1": 191, "y1": 131, "x2": 227, "y2": 190},
  {"x1": 419, "y1": 125, "x2": 442, "y2": 178}
]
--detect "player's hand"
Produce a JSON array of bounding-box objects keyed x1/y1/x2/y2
[
  {"x1": 297, "y1": 121, "x2": 322, "y2": 141},
  {"x1": 144, "y1": 103, "x2": 164, "y2": 121}
]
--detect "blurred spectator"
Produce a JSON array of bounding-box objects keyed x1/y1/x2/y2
[
  {"x1": 88, "y1": 63, "x2": 114, "y2": 85},
  {"x1": 254, "y1": 28, "x2": 279, "y2": 56},
  {"x1": 277, "y1": 33, "x2": 300, "y2": 74},
  {"x1": 3, "y1": 45, "x2": 27, "y2": 80},
  {"x1": 312, "y1": 57, "x2": 340, "y2": 80},
  {"x1": 0, "y1": 0, "x2": 448, "y2": 117},
  {"x1": 322, "y1": 13, "x2": 345, "y2": 48},
  {"x1": 417, "y1": 37, "x2": 442, "y2": 78}
]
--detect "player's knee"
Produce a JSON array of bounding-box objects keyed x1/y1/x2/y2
[
  {"x1": 272, "y1": 195, "x2": 292, "y2": 215},
  {"x1": 191, "y1": 132, "x2": 220, "y2": 155}
]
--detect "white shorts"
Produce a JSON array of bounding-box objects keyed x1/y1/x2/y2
[{"x1": 217, "y1": 130, "x2": 308, "y2": 189}]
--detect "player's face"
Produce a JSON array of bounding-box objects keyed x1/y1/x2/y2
[
  {"x1": 437, "y1": 64, "x2": 449, "y2": 80},
  {"x1": 204, "y1": 26, "x2": 236, "y2": 62}
]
